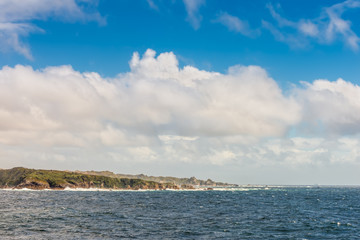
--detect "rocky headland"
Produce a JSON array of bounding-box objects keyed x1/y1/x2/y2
[
  {"x1": 0, "y1": 167, "x2": 236, "y2": 190},
  {"x1": 77, "y1": 170, "x2": 235, "y2": 187},
  {"x1": 0, "y1": 167, "x2": 184, "y2": 190}
]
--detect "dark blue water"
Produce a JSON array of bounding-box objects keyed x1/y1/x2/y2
[{"x1": 1, "y1": 187, "x2": 360, "y2": 239}]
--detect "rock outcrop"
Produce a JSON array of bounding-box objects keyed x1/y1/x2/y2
[{"x1": 0, "y1": 167, "x2": 185, "y2": 190}]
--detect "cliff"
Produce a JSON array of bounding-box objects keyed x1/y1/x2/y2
[{"x1": 0, "y1": 167, "x2": 184, "y2": 190}]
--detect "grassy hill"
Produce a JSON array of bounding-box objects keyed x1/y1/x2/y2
[
  {"x1": 0, "y1": 167, "x2": 182, "y2": 190},
  {"x1": 78, "y1": 171, "x2": 235, "y2": 187}
]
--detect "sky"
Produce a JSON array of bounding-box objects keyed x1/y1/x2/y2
[{"x1": 1, "y1": 0, "x2": 360, "y2": 185}]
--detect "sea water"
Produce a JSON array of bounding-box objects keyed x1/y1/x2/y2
[{"x1": 1, "y1": 186, "x2": 360, "y2": 239}]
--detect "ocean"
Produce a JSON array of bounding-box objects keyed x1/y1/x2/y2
[{"x1": 1, "y1": 186, "x2": 360, "y2": 239}]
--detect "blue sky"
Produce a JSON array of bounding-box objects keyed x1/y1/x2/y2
[
  {"x1": 1, "y1": 0, "x2": 360, "y2": 185},
  {"x1": 2, "y1": 0, "x2": 360, "y2": 84}
]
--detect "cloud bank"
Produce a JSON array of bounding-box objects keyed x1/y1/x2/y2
[
  {"x1": 1, "y1": 49, "x2": 360, "y2": 172},
  {"x1": 0, "y1": 49, "x2": 300, "y2": 139}
]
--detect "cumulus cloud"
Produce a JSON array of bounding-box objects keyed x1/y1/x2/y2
[
  {"x1": 0, "y1": 49, "x2": 302, "y2": 167},
  {"x1": 183, "y1": 0, "x2": 205, "y2": 30},
  {"x1": 264, "y1": 0, "x2": 360, "y2": 50},
  {"x1": 214, "y1": 12, "x2": 259, "y2": 37},
  {"x1": 296, "y1": 78, "x2": 360, "y2": 135},
  {"x1": 0, "y1": 49, "x2": 300, "y2": 137},
  {"x1": 0, "y1": 0, "x2": 104, "y2": 59},
  {"x1": 1, "y1": 49, "x2": 360, "y2": 173}
]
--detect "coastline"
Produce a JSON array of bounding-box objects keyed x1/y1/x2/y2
[
  {"x1": 0, "y1": 186, "x2": 270, "y2": 192},
  {"x1": 2, "y1": 185, "x2": 359, "y2": 192},
  {"x1": 0, "y1": 167, "x2": 238, "y2": 191}
]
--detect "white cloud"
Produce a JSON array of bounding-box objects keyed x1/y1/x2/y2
[
  {"x1": 0, "y1": 0, "x2": 104, "y2": 59},
  {"x1": 159, "y1": 135, "x2": 198, "y2": 142},
  {"x1": 214, "y1": 12, "x2": 258, "y2": 37},
  {"x1": 183, "y1": 0, "x2": 205, "y2": 30},
  {"x1": 296, "y1": 78, "x2": 360, "y2": 135},
  {"x1": 264, "y1": 0, "x2": 360, "y2": 50},
  {"x1": 0, "y1": 50, "x2": 300, "y2": 137},
  {"x1": 1, "y1": 49, "x2": 360, "y2": 181},
  {"x1": 0, "y1": 22, "x2": 42, "y2": 59},
  {"x1": 324, "y1": 0, "x2": 360, "y2": 50},
  {"x1": 264, "y1": 137, "x2": 360, "y2": 166},
  {"x1": 0, "y1": 49, "x2": 302, "y2": 168},
  {"x1": 266, "y1": 4, "x2": 296, "y2": 28},
  {"x1": 298, "y1": 20, "x2": 319, "y2": 37}
]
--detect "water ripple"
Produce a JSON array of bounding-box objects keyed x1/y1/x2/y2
[{"x1": 0, "y1": 187, "x2": 360, "y2": 239}]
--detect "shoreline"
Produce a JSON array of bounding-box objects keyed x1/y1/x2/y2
[
  {"x1": 0, "y1": 186, "x2": 264, "y2": 192},
  {"x1": 2, "y1": 185, "x2": 358, "y2": 192}
]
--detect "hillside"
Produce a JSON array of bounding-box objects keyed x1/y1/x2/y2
[
  {"x1": 0, "y1": 167, "x2": 184, "y2": 190},
  {"x1": 78, "y1": 170, "x2": 236, "y2": 187}
]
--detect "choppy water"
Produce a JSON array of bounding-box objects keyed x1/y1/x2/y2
[{"x1": 1, "y1": 187, "x2": 360, "y2": 239}]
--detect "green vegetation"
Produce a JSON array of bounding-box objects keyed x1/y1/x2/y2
[
  {"x1": 80, "y1": 171, "x2": 234, "y2": 187},
  {"x1": 0, "y1": 167, "x2": 180, "y2": 190}
]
